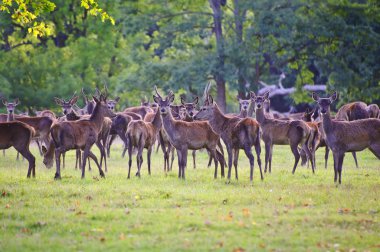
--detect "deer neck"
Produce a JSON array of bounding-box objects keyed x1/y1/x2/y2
[
  {"x1": 248, "y1": 102, "x2": 255, "y2": 117},
  {"x1": 255, "y1": 107, "x2": 266, "y2": 124},
  {"x1": 89, "y1": 103, "x2": 105, "y2": 132},
  {"x1": 161, "y1": 110, "x2": 177, "y2": 140},
  {"x1": 239, "y1": 109, "x2": 248, "y2": 118},
  {"x1": 151, "y1": 109, "x2": 162, "y2": 130},
  {"x1": 321, "y1": 108, "x2": 333, "y2": 135},
  {"x1": 208, "y1": 105, "x2": 228, "y2": 135},
  {"x1": 7, "y1": 112, "x2": 14, "y2": 121}
]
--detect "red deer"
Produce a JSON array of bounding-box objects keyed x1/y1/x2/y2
[
  {"x1": 155, "y1": 90, "x2": 225, "y2": 180},
  {"x1": 226, "y1": 96, "x2": 251, "y2": 118},
  {"x1": 0, "y1": 122, "x2": 36, "y2": 177},
  {"x1": 312, "y1": 92, "x2": 380, "y2": 184},
  {"x1": 126, "y1": 106, "x2": 162, "y2": 178},
  {"x1": 194, "y1": 95, "x2": 262, "y2": 182},
  {"x1": 250, "y1": 91, "x2": 314, "y2": 174},
  {"x1": 45, "y1": 93, "x2": 115, "y2": 179},
  {"x1": 54, "y1": 94, "x2": 112, "y2": 172},
  {"x1": 367, "y1": 104, "x2": 380, "y2": 119},
  {"x1": 300, "y1": 109, "x2": 322, "y2": 169}
]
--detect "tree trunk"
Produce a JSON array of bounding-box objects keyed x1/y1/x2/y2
[
  {"x1": 209, "y1": 0, "x2": 226, "y2": 112},
  {"x1": 234, "y1": 0, "x2": 246, "y2": 98}
]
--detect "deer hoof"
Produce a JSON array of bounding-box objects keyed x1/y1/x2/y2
[
  {"x1": 100, "y1": 171, "x2": 105, "y2": 178},
  {"x1": 225, "y1": 180, "x2": 231, "y2": 185},
  {"x1": 54, "y1": 173, "x2": 61, "y2": 180}
]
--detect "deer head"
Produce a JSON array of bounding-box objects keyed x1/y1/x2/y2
[
  {"x1": 107, "y1": 97, "x2": 120, "y2": 112},
  {"x1": 93, "y1": 93, "x2": 116, "y2": 118},
  {"x1": 3, "y1": 98, "x2": 19, "y2": 114},
  {"x1": 237, "y1": 95, "x2": 250, "y2": 112},
  {"x1": 153, "y1": 86, "x2": 175, "y2": 116},
  {"x1": 181, "y1": 96, "x2": 199, "y2": 118},
  {"x1": 55, "y1": 93, "x2": 79, "y2": 115},
  {"x1": 193, "y1": 95, "x2": 216, "y2": 121},
  {"x1": 312, "y1": 92, "x2": 337, "y2": 114},
  {"x1": 250, "y1": 91, "x2": 269, "y2": 110}
]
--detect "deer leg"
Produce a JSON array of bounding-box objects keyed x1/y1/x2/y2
[
  {"x1": 216, "y1": 149, "x2": 225, "y2": 178},
  {"x1": 369, "y1": 143, "x2": 380, "y2": 159},
  {"x1": 233, "y1": 149, "x2": 239, "y2": 180},
  {"x1": 243, "y1": 145, "x2": 255, "y2": 182},
  {"x1": 264, "y1": 142, "x2": 270, "y2": 173},
  {"x1": 96, "y1": 141, "x2": 107, "y2": 172},
  {"x1": 147, "y1": 146, "x2": 152, "y2": 175},
  {"x1": 254, "y1": 140, "x2": 263, "y2": 180},
  {"x1": 176, "y1": 148, "x2": 183, "y2": 178},
  {"x1": 127, "y1": 134, "x2": 133, "y2": 179},
  {"x1": 54, "y1": 149, "x2": 62, "y2": 180},
  {"x1": 324, "y1": 146, "x2": 329, "y2": 169},
  {"x1": 36, "y1": 140, "x2": 43, "y2": 156},
  {"x1": 136, "y1": 146, "x2": 144, "y2": 178},
  {"x1": 302, "y1": 144, "x2": 314, "y2": 174},
  {"x1": 337, "y1": 153, "x2": 345, "y2": 184},
  {"x1": 207, "y1": 148, "x2": 218, "y2": 179},
  {"x1": 75, "y1": 150, "x2": 81, "y2": 169},
  {"x1": 291, "y1": 143, "x2": 301, "y2": 174},
  {"x1": 332, "y1": 152, "x2": 339, "y2": 183},
  {"x1": 207, "y1": 149, "x2": 213, "y2": 168},
  {"x1": 87, "y1": 150, "x2": 104, "y2": 178},
  {"x1": 352, "y1": 152, "x2": 359, "y2": 168},
  {"x1": 2, "y1": 149, "x2": 5, "y2": 157},
  {"x1": 269, "y1": 145, "x2": 274, "y2": 173},
  {"x1": 15, "y1": 146, "x2": 36, "y2": 178},
  {"x1": 181, "y1": 148, "x2": 188, "y2": 180},
  {"x1": 107, "y1": 134, "x2": 116, "y2": 158},
  {"x1": 192, "y1": 150, "x2": 196, "y2": 169},
  {"x1": 62, "y1": 152, "x2": 65, "y2": 169},
  {"x1": 226, "y1": 146, "x2": 233, "y2": 181},
  {"x1": 170, "y1": 146, "x2": 175, "y2": 171}
]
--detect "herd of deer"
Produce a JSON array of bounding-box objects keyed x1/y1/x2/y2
[{"x1": 1, "y1": 85, "x2": 379, "y2": 184}]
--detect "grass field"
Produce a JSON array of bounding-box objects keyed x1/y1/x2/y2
[{"x1": 0, "y1": 143, "x2": 379, "y2": 251}]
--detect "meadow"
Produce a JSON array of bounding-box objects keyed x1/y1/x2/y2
[{"x1": 0, "y1": 143, "x2": 379, "y2": 251}]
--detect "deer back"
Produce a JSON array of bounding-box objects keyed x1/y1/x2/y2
[{"x1": 336, "y1": 102, "x2": 369, "y2": 121}]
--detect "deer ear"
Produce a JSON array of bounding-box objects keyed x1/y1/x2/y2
[
  {"x1": 181, "y1": 97, "x2": 185, "y2": 105},
  {"x1": 168, "y1": 93, "x2": 175, "y2": 103},
  {"x1": 193, "y1": 97, "x2": 199, "y2": 105},
  {"x1": 14, "y1": 98, "x2": 19, "y2": 105},
  {"x1": 250, "y1": 91, "x2": 256, "y2": 100},
  {"x1": 263, "y1": 92, "x2": 270, "y2": 100},
  {"x1": 330, "y1": 91, "x2": 338, "y2": 102},
  {"x1": 153, "y1": 95, "x2": 160, "y2": 104},
  {"x1": 208, "y1": 95, "x2": 214, "y2": 104},
  {"x1": 115, "y1": 97, "x2": 120, "y2": 103},
  {"x1": 41, "y1": 146, "x2": 47, "y2": 155},
  {"x1": 54, "y1": 97, "x2": 62, "y2": 106},
  {"x1": 70, "y1": 96, "x2": 79, "y2": 105},
  {"x1": 2, "y1": 99, "x2": 7, "y2": 106},
  {"x1": 305, "y1": 108, "x2": 309, "y2": 113},
  {"x1": 311, "y1": 92, "x2": 319, "y2": 102}
]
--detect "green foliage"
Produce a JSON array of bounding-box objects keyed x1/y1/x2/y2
[{"x1": 0, "y1": 0, "x2": 380, "y2": 112}]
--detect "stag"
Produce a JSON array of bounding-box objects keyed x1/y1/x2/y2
[
  {"x1": 194, "y1": 95, "x2": 262, "y2": 182},
  {"x1": 155, "y1": 89, "x2": 225, "y2": 179},
  {"x1": 251, "y1": 91, "x2": 314, "y2": 174},
  {"x1": 312, "y1": 92, "x2": 380, "y2": 183},
  {"x1": 45, "y1": 93, "x2": 115, "y2": 179}
]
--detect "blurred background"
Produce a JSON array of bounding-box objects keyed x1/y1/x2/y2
[{"x1": 0, "y1": 0, "x2": 379, "y2": 114}]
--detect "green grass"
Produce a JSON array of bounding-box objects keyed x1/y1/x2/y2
[{"x1": 0, "y1": 144, "x2": 379, "y2": 251}]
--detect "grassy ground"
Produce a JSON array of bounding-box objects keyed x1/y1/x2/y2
[{"x1": 0, "y1": 143, "x2": 379, "y2": 251}]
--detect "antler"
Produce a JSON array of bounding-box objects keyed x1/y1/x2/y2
[
  {"x1": 154, "y1": 86, "x2": 162, "y2": 98},
  {"x1": 202, "y1": 81, "x2": 212, "y2": 103},
  {"x1": 81, "y1": 88, "x2": 88, "y2": 103}
]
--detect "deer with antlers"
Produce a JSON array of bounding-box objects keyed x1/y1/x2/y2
[
  {"x1": 312, "y1": 92, "x2": 380, "y2": 183},
  {"x1": 250, "y1": 91, "x2": 314, "y2": 174},
  {"x1": 194, "y1": 94, "x2": 262, "y2": 182},
  {"x1": 44, "y1": 92, "x2": 115, "y2": 179},
  {"x1": 155, "y1": 88, "x2": 225, "y2": 179}
]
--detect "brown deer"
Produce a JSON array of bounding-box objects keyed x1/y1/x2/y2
[
  {"x1": 300, "y1": 109, "x2": 321, "y2": 169},
  {"x1": 312, "y1": 92, "x2": 380, "y2": 183},
  {"x1": 45, "y1": 93, "x2": 115, "y2": 179},
  {"x1": 54, "y1": 94, "x2": 112, "y2": 172},
  {"x1": 226, "y1": 96, "x2": 251, "y2": 118},
  {"x1": 367, "y1": 104, "x2": 380, "y2": 119},
  {"x1": 126, "y1": 106, "x2": 162, "y2": 178},
  {"x1": 155, "y1": 89, "x2": 225, "y2": 180},
  {"x1": 194, "y1": 95, "x2": 263, "y2": 182},
  {"x1": 0, "y1": 122, "x2": 36, "y2": 177},
  {"x1": 250, "y1": 91, "x2": 314, "y2": 174}
]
